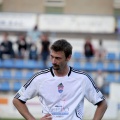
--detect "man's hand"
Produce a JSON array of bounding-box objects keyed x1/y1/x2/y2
[{"x1": 40, "y1": 114, "x2": 52, "y2": 120}]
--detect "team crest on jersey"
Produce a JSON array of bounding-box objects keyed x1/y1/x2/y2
[{"x1": 58, "y1": 83, "x2": 64, "y2": 93}]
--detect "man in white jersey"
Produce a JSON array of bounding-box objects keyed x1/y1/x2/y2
[{"x1": 13, "y1": 39, "x2": 107, "y2": 120}]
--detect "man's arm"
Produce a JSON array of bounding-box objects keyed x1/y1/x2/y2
[
  {"x1": 13, "y1": 98, "x2": 36, "y2": 120},
  {"x1": 93, "y1": 100, "x2": 107, "y2": 120}
]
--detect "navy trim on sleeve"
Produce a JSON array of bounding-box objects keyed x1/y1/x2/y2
[{"x1": 18, "y1": 99, "x2": 26, "y2": 104}]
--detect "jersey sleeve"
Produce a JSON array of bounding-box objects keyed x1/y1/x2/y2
[
  {"x1": 84, "y1": 75, "x2": 105, "y2": 105},
  {"x1": 14, "y1": 74, "x2": 41, "y2": 103}
]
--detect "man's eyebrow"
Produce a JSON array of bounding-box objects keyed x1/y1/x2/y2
[{"x1": 50, "y1": 55, "x2": 61, "y2": 59}]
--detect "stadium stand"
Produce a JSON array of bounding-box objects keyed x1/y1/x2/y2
[
  {"x1": 14, "y1": 59, "x2": 25, "y2": 69},
  {"x1": 0, "y1": 70, "x2": 12, "y2": 80},
  {"x1": 103, "y1": 85, "x2": 110, "y2": 96},
  {"x1": 118, "y1": 63, "x2": 120, "y2": 72},
  {"x1": 73, "y1": 51, "x2": 83, "y2": 60},
  {"x1": 2, "y1": 59, "x2": 15, "y2": 69},
  {"x1": 73, "y1": 61, "x2": 81, "y2": 70},
  {"x1": 106, "y1": 52, "x2": 117, "y2": 61},
  {"x1": 37, "y1": 60, "x2": 46, "y2": 69},
  {"x1": 0, "y1": 59, "x2": 2, "y2": 67},
  {"x1": 119, "y1": 53, "x2": 120, "y2": 60},
  {"x1": 0, "y1": 81, "x2": 11, "y2": 91},
  {"x1": 24, "y1": 70, "x2": 34, "y2": 80},
  {"x1": 105, "y1": 73, "x2": 116, "y2": 83},
  {"x1": 47, "y1": 61, "x2": 52, "y2": 68},
  {"x1": 13, "y1": 82, "x2": 22, "y2": 91},
  {"x1": 13, "y1": 70, "x2": 23, "y2": 81},
  {"x1": 95, "y1": 62, "x2": 104, "y2": 71},
  {"x1": 0, "y1": 37, "x2": 119, "y2": 98},
  {"x1": 105, "y1": 62, "x2": 117, "y2": 72},
  {"x1": 118, "y1": 75, "x2": 120, "y2": 83},
  {"x1": 23, "y1": 60, "x2": 38, "y2": 69},
  {"x1": 83, "y1": 62, "x2": 95, "y2": 71}
]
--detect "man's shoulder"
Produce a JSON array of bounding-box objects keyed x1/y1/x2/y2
[
  {"x1": 71, "y1": 67, "x2": 90, "y2": 77},
  {"x1": 71, "y1": 67, "x2": 84, "y2": 74},
  {"x1": 36, "y1": 68, "x2": 51, "y2": 75},
  {"x1": 28, "y1": 68, "x2": 51, "y2": 83}
]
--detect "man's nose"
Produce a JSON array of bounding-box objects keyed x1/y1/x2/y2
[{"x1": 52, "y1": 58, "x2": 57, "y2": 64}]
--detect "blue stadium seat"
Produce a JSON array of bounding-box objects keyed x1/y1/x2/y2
[
  {"x1": 73, "y1": 62, "x2": 81, "y2": 70},
  {"x1": 37, "y1": 60, "x2": 45, "y2": 69},
  {"x1": 0, "y1": 82, "x2": 11, "y2": 91},
  {"x1": 13, "y1": 82, "x2": 22, "y2": 91},
  {"x1": 105, "y1": 73, "x2": 116, "y2": 83},
  {"x1": 118, "y1": 53, "x2": 120, "y2": 60},
  {"x1": 0, "y1": 70, "x2": 12, "y2": 80},
  {"x1": 24, "y1": 60, "x2": 38, "y2": 69},
  {"x1": 106, "y1": 52, "x2": 116, "y2": 61},
  {"x1": 83, "y1": 62, "x2": 95, "y2": 71},
  {"x1": 118, "y1": 64, "x2": 120, "y2": 72},
  {"x1": 2, "y1": 59, "x2": 14, "y2": 68},
  {"x1": 95, "y1": 62, "x2": 104, "y2": 71},
  {"x1": 24, "y1": 71, "x2": 34, "y2": 80},
  {"x1": 14, "y1": 70, "x2": 23, "y2": 81},
  {"x1": 0, "y1": 59, "x2": 2, "y2": 68},
  {"x1": 73, "y1": 52, "x2": 82, "y2": 60},
  {"x1": 103, "y1": 85, "x2": 110, "y2": 95},
  {"x1": 117, "y1": 75, "x2": 120, "y2": 83},
  {"x1": 105, "y1": 62, "x2": 116, "y2": 72},
  {"x1": 14, "y1": 59, "x2": 25, "y2": 69}
]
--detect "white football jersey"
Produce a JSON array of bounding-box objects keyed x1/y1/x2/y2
[{"x1": 15, "y1": 67, "x2": 105, "y2": 120}]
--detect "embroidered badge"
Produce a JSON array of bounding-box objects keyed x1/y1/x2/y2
[{"x1": 58, "y1": 83, "x2": 64, "y2": 93}]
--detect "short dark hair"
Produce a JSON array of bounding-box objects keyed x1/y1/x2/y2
[{"x1": 50, "y1": 39, "x2": 72, "y2": 58}]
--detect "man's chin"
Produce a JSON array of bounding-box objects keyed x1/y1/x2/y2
[{"x1": 53, "y1": 66, "x2": 59, "y2": 70}]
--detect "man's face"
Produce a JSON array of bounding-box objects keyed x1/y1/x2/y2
[
  {"x1": 3, "y1": 33, "x2": 8, "y2": 41},
  {"x1": 50, "y1": 50, "x2": 70, "y2": 70}
]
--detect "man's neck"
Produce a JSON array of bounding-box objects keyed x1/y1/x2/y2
[{"x1": 54, "y1": 66, "x2": 69, "y2": 77}]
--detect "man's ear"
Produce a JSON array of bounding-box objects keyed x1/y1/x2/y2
[{"x1": 66, "y1": 55, "x2": 71, "y2": 61}]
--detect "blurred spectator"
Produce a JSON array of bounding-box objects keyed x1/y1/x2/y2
[
  {"x1": 40, "y1": 34, "x2": 50, "y2": 68},
  {"x1": 95, "y1": 39, "x2": 106, "y2": 62},
  {"x1": 94, "y1": 70, "x2": 105, "y2": 94},
  {"x1": 16, "y1": 34, "x2": 28, "y2": 59},
  {"x1": 29, "y1": 43, "x2": 38, "y2": 60},
  {"x1": 0, "y1": 32, "x2": 15, "y2": 59},
  {"x1": 27, "y1": 25, "x2": 42, "y2": 43},
  {"x1": 84, "y1": 36, "x2": 95, "y2": 61}
]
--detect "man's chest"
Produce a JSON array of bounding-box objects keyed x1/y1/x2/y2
[{"x1": 39, "y1": 78, "x2": 84, "y2": 103}]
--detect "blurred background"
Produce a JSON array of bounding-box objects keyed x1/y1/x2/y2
[{"x1": 0, "y1": 0, "x2": 120, "y2": 119}]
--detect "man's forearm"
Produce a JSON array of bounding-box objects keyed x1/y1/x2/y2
[
  {"x1": 13, "y1": 98, "x2": 36, "y2": 120},
  {"x1": 93, "y1": 100, "x2": 107, "y2": 120}
]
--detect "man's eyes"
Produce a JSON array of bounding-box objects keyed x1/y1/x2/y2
[
  {"x1": 51, "y1": 56, "x2": 61, "y2": 60},
  {"x1": 56, "y1": 57, "x2": 61, "y2": 60}
]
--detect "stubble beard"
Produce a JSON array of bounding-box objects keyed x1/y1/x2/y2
[{"x1": 52, "y1": 64, "x2": 60, "y2": 70}]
